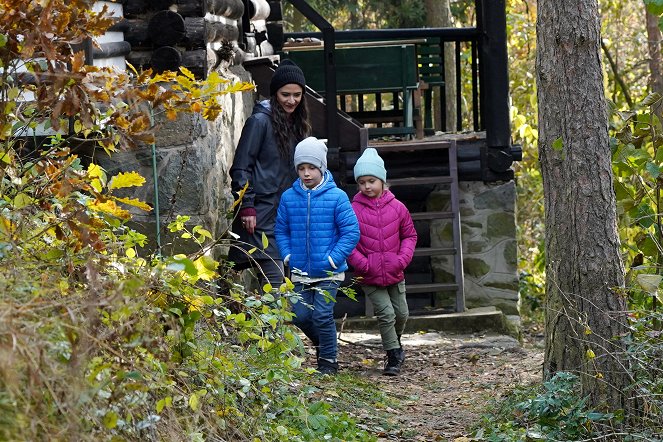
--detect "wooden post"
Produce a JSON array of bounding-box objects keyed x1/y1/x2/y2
[{"x1": 476, "y1": 0, "x2": 512, "y2": 177}]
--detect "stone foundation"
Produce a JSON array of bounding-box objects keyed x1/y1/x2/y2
[
  {"x1": 426, "y1": 180, "x2": 519, "y2": 315},
  {"x1": 89, "y1": 66, "x2": 254, "y2": 256}
]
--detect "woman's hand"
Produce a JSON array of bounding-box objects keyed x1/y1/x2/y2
[{"x1": 241, "y1": 215, "x2": 257, "y2": 234}]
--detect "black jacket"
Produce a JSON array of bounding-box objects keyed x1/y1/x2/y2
[{"x1": 227, "y1": 101, "x2": 297, "y2": 267}]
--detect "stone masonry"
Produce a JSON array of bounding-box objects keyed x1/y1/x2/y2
[
  {"x1": 426, "y1": 180, "x2": 519, "y2": 316},
  {"x1": 89, "y1": 66, "x2": 254, "y2": 256}
]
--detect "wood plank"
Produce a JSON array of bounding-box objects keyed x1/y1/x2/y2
[
  {"x1": 388, "y1": 176, "x2": 453, "y2": 186},
  {"x1": 368, "y1": 140, "x2": 452, "y2": 152},
  {"x1": 405, "y1": 283, "x2": 459, "y2": 294},
  {"x1": 413, "y1": 247, "x2": 456, "y2": 257},
  {"x1": 410, "y1": 211, "x2": 454, "y2": 221}
]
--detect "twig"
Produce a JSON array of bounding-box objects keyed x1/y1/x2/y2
[{"x1": 338, "y1": 337, "x2": 382, "y2": 348}]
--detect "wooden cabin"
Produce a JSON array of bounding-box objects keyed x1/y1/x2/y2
[{"x1": 85, "y1": 0, "x2": 522, "y2": 318}]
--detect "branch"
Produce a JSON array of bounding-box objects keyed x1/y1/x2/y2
[{"x1": 601, "y1": 40, "x2": 633, "y2": 108}]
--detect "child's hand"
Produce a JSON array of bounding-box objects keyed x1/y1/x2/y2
[{"x1": 241, "y1": 215, "x2": 256, "y2": 234}]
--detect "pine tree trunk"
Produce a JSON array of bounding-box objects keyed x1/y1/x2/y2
[{"x1": 537, "y1": 0, "x2": 632, "y2": 413}]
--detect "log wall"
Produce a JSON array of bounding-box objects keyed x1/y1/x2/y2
[{"x1": 100, "y1": 0, "x2": 278, "y2": 78}]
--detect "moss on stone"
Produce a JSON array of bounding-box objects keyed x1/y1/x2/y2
[
  {"x1": 487, "y1": 212, "x2": 516, "y2": 239},
  {"x1": 463, "y1": 258, "x2": 491, "y2": 277}
]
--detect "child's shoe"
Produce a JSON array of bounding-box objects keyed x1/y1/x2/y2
[
  {"x1": 383, "y1": 348, "x2": 404, "y2": 376},
  {"x1": 316, "y1": 358, "x2": 338, "y2": 375}
]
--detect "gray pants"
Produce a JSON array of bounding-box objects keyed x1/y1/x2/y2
[{"x1": 363, "y1": 280, "x2": 409, "y2": 351}]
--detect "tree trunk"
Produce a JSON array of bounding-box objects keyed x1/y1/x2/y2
[
  {"x1": 645, "y1": 6, "x2": 663, "y2": 118},
  {"x1": 537, "y1": 0, "x2": 632, "y2": 414},
  {"x1": 424, "y1": 0, "x2": 455, "y2": 132}
]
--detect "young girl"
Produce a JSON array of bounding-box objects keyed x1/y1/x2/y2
[
  {"x1": 275, "y1": 137, "x2": 360, "y2": 375},
  {"x1": 228, "y1": 60, "x2": 311, "y2": 287},
  {"x1": 348, "y1": 148, "x2": 417, "y2": 376}
]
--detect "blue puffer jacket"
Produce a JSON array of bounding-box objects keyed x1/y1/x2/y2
[{"x1": 275, "y1": 171, "x2": 360, "y2": 278}]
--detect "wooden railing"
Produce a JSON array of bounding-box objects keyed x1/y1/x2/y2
[{"x1": 282, "y1": 0, "x2": 515, "y2": 180}]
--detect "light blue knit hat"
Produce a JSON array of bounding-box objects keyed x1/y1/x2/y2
[
  {"x1": 354, "y1": 148, "x2": 386, "y2": 182},
  {"x1": 294, "y1": 136, "x2": 328, "y2": 175}
]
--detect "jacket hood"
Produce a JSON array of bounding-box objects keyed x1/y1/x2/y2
[
  {"x1": 353, "y1": 189, "x2": 395, "y2": 207},
  {"x1": 292, "y1": 170, "x2": 337, "y2": 196},
  {"x1": 253, "y1": 100, "x2": 272, "y2": 115}
]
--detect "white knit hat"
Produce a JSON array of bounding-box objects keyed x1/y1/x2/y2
[{"x1": 294, "y1": 137, "x2": 328, "y2": 175}]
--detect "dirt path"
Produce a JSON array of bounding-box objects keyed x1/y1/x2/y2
[{"x1": 336, "y1": 331, "x2": 544, "y2": 441}]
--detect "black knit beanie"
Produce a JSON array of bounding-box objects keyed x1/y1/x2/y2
[{"x1": 270, "y1": 59, "x2": 306, "y2": 96}]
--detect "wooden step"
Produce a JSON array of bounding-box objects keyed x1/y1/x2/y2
[
  {"x1": 413, "y1": 247, "x2": 456, "y2": 257},
  {"x1": 405, "y1": 282, "x2": 459, "y2": 294},
  {"x1": 368, "y1": 140, "x2": 452, "y2": 153},
  {"x1": 410, "y1": 211, "x2": 454, "y2": 221},
  {"x1": 388, "y1": 176, "x2": 453, "y2": 186}
]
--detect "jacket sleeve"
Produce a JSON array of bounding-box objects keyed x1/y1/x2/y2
[
  {"x1": 347, "y1": 204, "x2": 369, "y2": 272},
  {"x1": 274, "y1": 196, "x2": 291, "y2": 260},
  {"x1": 329, "y1": 192, "x2": 360, "y2": 267},
  {"x1": 229, "y1": 115, "x2": 267, "y2": 209},
  {"x1": 397, "y1": 203, "x2": 418, "y2": 269}
]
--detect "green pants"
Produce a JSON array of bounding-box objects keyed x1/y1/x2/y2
[{"x1": 363, "y1": 280, "x2": 409, "y2": 351}]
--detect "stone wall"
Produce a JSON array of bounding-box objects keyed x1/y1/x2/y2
[
  {"x1": 89, "y1": 65, "x2": 254, "y2": 255},
  {"x1": 426, "y1": 180, "x2": 519, "y2": 316}
]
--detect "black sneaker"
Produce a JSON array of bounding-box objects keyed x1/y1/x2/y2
[
  {"x1": 316, "y1": 358, "x2": 338, "y2": 376},
  {"x1": 383, "y1": 348, "x2": 404, "y2": 376}
]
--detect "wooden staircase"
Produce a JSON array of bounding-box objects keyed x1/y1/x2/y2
[{"x1": 364, "y1": 139, "x2": 465, "y2": 313}]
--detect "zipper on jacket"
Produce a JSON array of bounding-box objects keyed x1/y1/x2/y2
[
  {"x1": 306, "y1": 190, "x2": 311, "y2": 273},
  {"x1": 377, "y1": 199, "x2": 385, "y2": 285}
]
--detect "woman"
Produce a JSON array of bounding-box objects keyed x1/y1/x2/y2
[{"x1": 228, "y1": 59, "x2": 311, "y2": 287}]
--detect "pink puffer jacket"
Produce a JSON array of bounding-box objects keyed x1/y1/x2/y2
[{"x1": 348, "y1": 190, "x2": 418, "y2": 287}]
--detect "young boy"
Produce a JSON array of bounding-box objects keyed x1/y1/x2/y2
[{"x1": 275, "y1": 137, "x2": 360, "y2": 375}]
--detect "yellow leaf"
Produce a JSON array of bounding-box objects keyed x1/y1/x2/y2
[
  {"x1": 126, "y1": 248, "x2": 136, "y2": 258},
  {"x1": 114, "y1": 196, "x2": 152, "y2": 212},
  {"x1": 108, "y1": 171, "x2": 146, "y2": 191},
  {"x1": 586, "y1": 349, "x2": 596, "y2": 359},
  {"x1": 189, "y1": 393, "x2": 199, "y2": 410},
  {"x1": 88, "y1": 199, "x2": 131, "y2": 220},
  {"x1": 635, "y1": 274, "x2": 662, "y2": 295},
  {"x1": 261, "y1": 231, "x2": 269, "y2": 249},
  {"x1": 103, "y1": 411, "x2": 118, "y2": 429},
  {"x1": 13, "y1": 193, "x2": 33, "y2": 209},
  {"x1": 88, "y1": 163, "x2": 106, "y2": 181},
  {"x1": 193, "y1": 256, "x2": 218, "y2": 281},
  {"x1": 230, "y1": 182, "x2": 249, "y2": 211},
  {"x1": 0, "y1": 216, "x2": 15, "y2": 239},
  {"x1": 179, "y1": 66, "x2": 195, "y2": 80},
  {"x1": 90, "y1": 178, "x2": 103, "y2": 193}
]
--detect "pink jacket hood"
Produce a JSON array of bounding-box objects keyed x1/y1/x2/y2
[{"x1": 348, "y1": 190, "x2": 417, "y2": 287}]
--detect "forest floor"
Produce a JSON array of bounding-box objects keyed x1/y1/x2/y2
[{"x1": 330, "y1": 326, "x2": 545, "y2": 441}]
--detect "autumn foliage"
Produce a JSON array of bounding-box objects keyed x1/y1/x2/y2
[{"x1": 0, "y1": 1, "x2": 377, "y2": 440}]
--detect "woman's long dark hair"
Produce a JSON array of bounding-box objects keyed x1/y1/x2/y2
[{"x1": 270, "y1": 94, "x2": 311, "y2": 158}]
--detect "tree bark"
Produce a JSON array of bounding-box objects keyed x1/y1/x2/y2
[
  {"x1": 424, "y1": 0, "x2": 455, "y2": 132},
  {"x1": 645, "y1": 7, "x2": 663, "y2": 118},
  {"x1": 537, "y1": 0, "x2": 632, "y2": 414}
]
